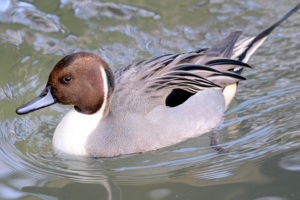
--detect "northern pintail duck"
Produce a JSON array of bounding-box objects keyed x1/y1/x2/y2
[{"x1": 16, "y1": 5, "x2": 299, "y2": 157}]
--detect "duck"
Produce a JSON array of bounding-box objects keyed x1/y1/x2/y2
[{"x1": 16, "y1": 4, "x2": 299, "y2": 157}]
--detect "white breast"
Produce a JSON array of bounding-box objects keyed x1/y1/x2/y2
[
  {"x1": 52, "y1": 108, "x2": 103, "y2": 156},
  {"x1": 52, "y1": 66, "x2": 109, "y2": 156}
]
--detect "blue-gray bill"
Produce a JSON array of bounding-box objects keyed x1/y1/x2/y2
[{"x1": 16, "y1": 86, "x2": 57, "y2": 115}]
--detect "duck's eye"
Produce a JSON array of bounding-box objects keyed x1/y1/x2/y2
[{"x1": 62, "y1": 76, "x2": 72, "y2": 84}]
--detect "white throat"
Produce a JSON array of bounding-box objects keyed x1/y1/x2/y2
[{"x1": 52, "y1": 66, "x2": 109, "y2": 156}]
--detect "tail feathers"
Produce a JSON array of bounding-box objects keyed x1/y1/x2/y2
[
  {"x1": 233, "y1": 3, "x2": 300, "y2": 62},
  {"x1": 207, "y1": 31, "x2": 242, "y2": 58}
]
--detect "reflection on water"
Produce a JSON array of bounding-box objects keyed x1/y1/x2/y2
[
  {"x1": 279, "y1": 151, "x2": 300, "y2": 172},
  {"x1": 0, "y1": 0, "x2": 300, "y2": 199}
]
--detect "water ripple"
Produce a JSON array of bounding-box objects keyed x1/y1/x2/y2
[
  {"x1": 69, "y1": 1, "x2": 160, "y2": 20},
  {"x1": 0, "y1": 0, "x2": 61, "y2": 32}
]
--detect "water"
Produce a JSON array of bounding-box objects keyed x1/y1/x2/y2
[{"x1": 0, "y1": 0, "x2": 300, "y2": 199}]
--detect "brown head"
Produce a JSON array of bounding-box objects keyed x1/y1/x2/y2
[{"x1": 16, "y1": 52, "x2": 114, "y2": 115}]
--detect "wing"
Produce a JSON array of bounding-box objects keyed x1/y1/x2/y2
[
  {"x1": 113, "y1": 4, "x2": 299, "y2": 109},
  {"x1": 143, "y1": 56, "x2": 250, "y2": 93},
  {"x1": 113, "y1": 50, "x2": 251, "y2": 108}
]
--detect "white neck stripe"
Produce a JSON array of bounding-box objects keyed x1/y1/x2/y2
[{"x1": 97, "y1": 66, "x2": 109, "y2": 117}]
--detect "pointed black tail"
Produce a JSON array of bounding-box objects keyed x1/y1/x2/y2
[{"x1": 235, "y1": 3, "x2": 300, "y2": 62}]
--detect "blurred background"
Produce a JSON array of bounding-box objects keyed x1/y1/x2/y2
[{"x1": 0, "y1": 0, "x2": 299, "y2": 199}]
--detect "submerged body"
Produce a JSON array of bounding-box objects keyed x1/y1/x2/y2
[{"x1": 16, "y1": 4, "x2": 300, "y2": 157}]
